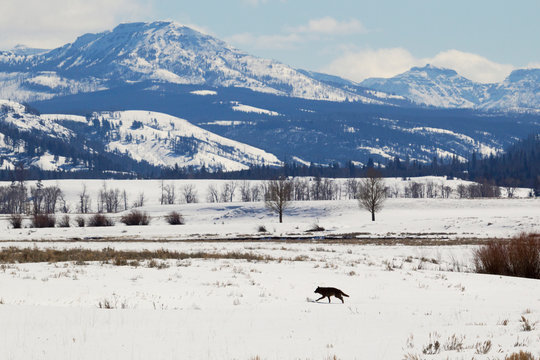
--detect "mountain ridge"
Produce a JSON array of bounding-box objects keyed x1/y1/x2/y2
[
  {"x1": 0, "y1": 21, "x2": 390, "y2": 105},
  {"x1": 360, "y1": 64, "x2": 540, "y2": 111}
]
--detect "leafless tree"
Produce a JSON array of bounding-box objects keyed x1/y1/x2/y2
[
  {"x1": 122, "y1": 190, "x2": 128, "y2": 211},
  {"x1": 78, "y1": 184, "x2": 91, "y2": 213},
  {"x1": 345, "y1": 178, "x2": 359, "y2": 199},
  {"x1": 250, "y1": 184, "x2": 262, "y2": 202},
  {"x1": 160, "y1": 180, "x2": 165, "y2": 205},
  {"x1": 180, "y1": 184, "x2": 198, "y2": 203},
  {"x1": 467, "y1": 183, "x2": 482, "y2": 198},
  {"x1": 104, "y1": 188, "x2": 120, "y2": 213},
  {"x1": 265, "y1": 177, "x2": 293, "y2": 223},
  {"x1": 503, "y1": 178, "x2": 518, "y2": 198},
  {"x1": 441, "y1": 184, "x2": 453, "y2": 198},
  {"x1": 0, "y1": 183, "x2": 27, "y2": 214},
  {"x1": 406, "y1": 182, "x2": 425, "y2": 198},
  {"x1": 30, "y1": 183, "x2": 44, "y2": 214},
  {"x1": 163, "y1": 183, "x2": 176, "y2": 204},
  {"x1": 388, "y1": 184, "x2": 400, "y2": 198},
  {"x1": 239, "y1": 181, "x2": 252, "y2": 202},
  {"x1": 358, "y1": 169, "x2": 387, "y2": 221},
  {"x1": 220, "y1": 181, "x2": 238, "y2": 202},
  {"x1": 133, "y1": 192, "x2": 145, "y2": 208},
  {"x1": 42, "y1": 186, "x2": 62, "y2": 213},
  {"x1": 310, "y1": 177, "x2": 323, "y2": 200},
  {"x1": 320, "y1": 178, "x2": 338, "y2": 200},
  {"x1": 293, "y1": 178, "x2": 310, "y2": 201},
  {"x1": 456, "y1": 184, "x2": 467, "y2": 199},
  {"x1": 207, "y1": 184, "x2": 219, "y2": 203},
  {"x1": 59, "y1": 193, "x2": 70, "y2": 213},
  {"x1": 426, "y1": 181, "x2": 436, "y2": 198}
]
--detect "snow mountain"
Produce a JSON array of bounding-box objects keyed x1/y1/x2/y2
[
  {"x1": 0, "y1": 21, "x2": 391, "y2": 105},
  {"x1": 360, "y1": 65, "x2": 491, "y2": 108},
  {"x1": 481, "y1": 69, "x2": 540, "y2": 112},
  {"x1": 360, "y1": 65, "x2": 540, "y2": 111},
  {"x1": 2, "y1": 21, "x2": 539, "y2": 111}
]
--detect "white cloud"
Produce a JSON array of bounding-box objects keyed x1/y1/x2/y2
[
  {"x1": 322, "y1": 48, "x2": 516, "y2": 83},
  {"x1": 526, "y1": 62, "x2": 540, "y2": 69},
  {"x1": 292, "y1": 17, "x2": 366, "y2": 35},
  {"x1": 228, "y1": 17, "x2": 365, "y2": 50},
  {"x1": 429, "y1": 50, "x2": 514, "y2": 83},
  {"x1": 226, "y1": 32, "x2": 302, "y2": 50},
  {"x1": 0, "y1": 0, "x2": 150, "y2": 49},
  {"x1": 322, "y1": 48, "x2": 417, "y2": 82}
]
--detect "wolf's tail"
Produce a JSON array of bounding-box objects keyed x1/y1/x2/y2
[{"x1": 341, "y1": 292, "x2": 349, "y2": 297}]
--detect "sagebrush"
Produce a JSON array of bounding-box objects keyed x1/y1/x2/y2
[
  {"x1": 120, "y1": 210, "x2": 150, "y2": 226},
  {"x1": 474, "y1": 233, "x2": 540, "y2": 279}
]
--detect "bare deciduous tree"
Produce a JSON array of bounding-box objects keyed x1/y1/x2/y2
[
  {"x1": 345, "y1": 178, "x2": 359, "y2": 199},
  {"x1": 457, "y1": 184, "x2": 467, "y2": 199},
  {"x1": 78, "y1": 184, "x2": 91, "y2": 213},
  {"x1": 293, "y1": 178, "x2": 310, "y2": 201},
  {"x1": 163, "y1": 183, "x2": 176, "y2": 204},
  {"x1": 220, "y1": 181, "x2": 238, "y2": 202},
  {"x1": 239, "y1": 181, "x2": 252, "y2": 202},
  {"x1": 122, "y1": 190, "x2": 128, "y2": 211},
  {"x1": 265, "y1": 177, "x2": 293, "y2": 223},
  {"x1": 42, "y1": 186, "x2": 62, "y2": 214},
  {"x1": 250, "y1": 184, "x2": 262, "y2": 202},
  {"x1": 504, "y1": 178, "x2": 518, "y2": 198},
  {"x1": 441, "y1": 184, "x2": 452, "y2": 198},
  {"x1": 357, "y1": 169, "x2": 386, "y2": 221},
  {"x1": 207, "y1": 184, "x2": 219, "y2": 203},
  {"x1": 180, "y1": 184, "x2": 198, "y2": 203},
  {"x1": 133, "y1": 192, "x2": 145, "y2": 208}
]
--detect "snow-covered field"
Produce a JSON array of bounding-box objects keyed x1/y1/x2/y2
[
  {"x1": 0, "y1": 177, "x2": 539, "y2": 359},
  {"x1": 1, "y1": 242, "x2": 540, "y2": 359},
  {"x1": 0, "y1": 177, "x2": 536, "y2": 242}
]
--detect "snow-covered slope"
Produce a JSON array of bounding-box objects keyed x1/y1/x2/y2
[
  {"x1": 481, "y1": 69, "x2": 540, "y2": 112},
  {"x1": 0, "y1": 22, "x2": 386, "y2": 104},
  {"x1": 361, "y1": 65, "x2": 540, "y2": 111},
  {"x1": 361, "y1": 65, "x2": 491, "y2": 108},
  {"x1": 0, "y1": 100, "x2": 281, "y2": 172},
  {"x1": 94, "y1": 110, "x2": 281, "y2": 170}
]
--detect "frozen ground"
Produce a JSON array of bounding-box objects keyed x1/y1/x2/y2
[
  {"x1": 0, "y1": 177, "x2": 538, "y2": 359},
  {"x1": 0, "y1": 197, "x2": 537, "y2": 242},
  {"x1": 1, "y1": 242, "x2": 540, "y2": 359}
]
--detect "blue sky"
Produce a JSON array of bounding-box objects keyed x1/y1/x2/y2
[{"x1": 1, "y1": 0, "x2": 539, "y2": 82}]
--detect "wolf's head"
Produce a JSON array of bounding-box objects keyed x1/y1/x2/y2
[{"x1": 314, "y1": 286, "x2": 321, "y2": 294}]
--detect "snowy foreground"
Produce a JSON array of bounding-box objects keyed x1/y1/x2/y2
[
  {"x1": 0, "y1": 178, "x2": 539, "y2": 359},
  {"x1": 1, "y1": 242, "x2": 540, "y2": 359}
]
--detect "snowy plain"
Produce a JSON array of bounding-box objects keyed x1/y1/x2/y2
[
  {"x1": 0, "y1": 177, "x2": 539, "y2": 359},
  {"x1": 0, "y1": 177, "x2": 536, "y2": 241}
]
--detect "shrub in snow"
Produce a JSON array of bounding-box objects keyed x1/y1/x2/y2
[
  {"x1": 165, "y1": 211, "x2": 184, "y2": 225},
  {"x1": 9, "y1": 214, "x2": 23, "y2": 229},
  {"x1": 31, "y1": 214, "x2": 56, "y2": 228},
  {"x1": 88, "y1": 214, "x2": 114, "y2": 227},
  {"x1": 307, "y1": 223, "x2": 325, "y2": 232},
  {"x1": 257, "y1": 225, "x2": 267, "y2": 233},
  {"x1": 58, "y1": 215, "x2": 70, "y2": 228},
  {"x1": 120, "y1": 210, "x2": 150, "y2": 226},
  {"x1": 75, "y1": 216, "x2": 85, "y2": 227},
  {"x1": 473, "y1": 233, "x2": 540, "y2": 279},
  {"x1": 504, "y1": 351, "x2": 537, "y2": 360}
]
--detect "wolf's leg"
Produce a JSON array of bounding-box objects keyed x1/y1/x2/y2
[
  {"x1": 315, "y1": 295, "x2": 325, "y2": 302},
  {"x1": 328, "y1": 296, "x2": 331, "y2": 303},
  {"x1": 337, "y1": 294, "x2": 344, "y2": 303}
]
